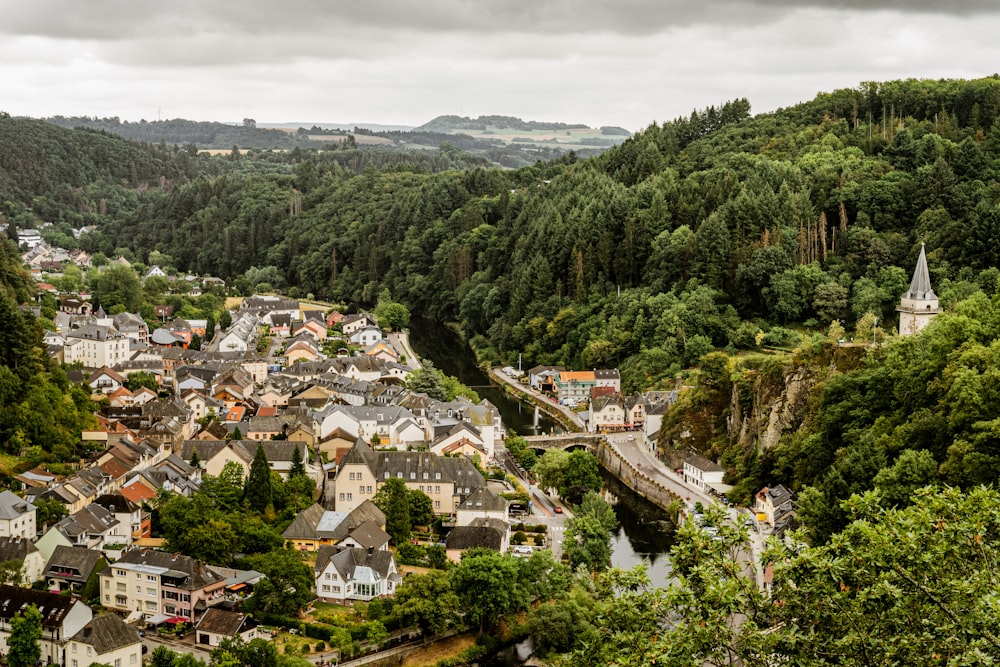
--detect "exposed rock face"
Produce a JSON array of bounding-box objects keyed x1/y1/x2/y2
[{"x1": 729, "y1": 367, "x2": 814, "y2": 451}]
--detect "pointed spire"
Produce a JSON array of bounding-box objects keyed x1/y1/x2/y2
[{"x1": 902, "y1": 243, "x2": 936, "y2": 300}]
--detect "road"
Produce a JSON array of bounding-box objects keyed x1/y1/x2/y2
[
  {"x1": 387, "y1": 331, "x2": 421, "y2": 370},
  {"x1": 497, "y1": 446, "x2": 569, "y2": 560},
  {"x1": 489, "y1": 367, "x2": 586, "y2": 431},
  {"x1": 604, "y1": 432, "x2": 767, "y2": 591}
]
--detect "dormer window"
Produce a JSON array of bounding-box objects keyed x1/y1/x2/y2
[{"x1": 383, "y1": 472, "x2": 389, "y2": 480}]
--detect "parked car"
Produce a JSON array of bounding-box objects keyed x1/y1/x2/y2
[{"x1": 554, "y1": 506, "x2": 563, "y2": 514}]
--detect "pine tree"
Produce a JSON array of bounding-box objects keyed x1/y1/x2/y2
[
  {"x1": 244, "y1": 443, "x2": 273, "y2": 513},
  {"x1": 289, "y1": 444, "x2": 306, "y2": 478},
  {"x1": 189, "y1": 449, "x2": 200, "y2": 468}
]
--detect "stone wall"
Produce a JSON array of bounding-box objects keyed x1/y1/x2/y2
[{"x1": 594, "y1": 440, "x2": 681, "y2": 512}]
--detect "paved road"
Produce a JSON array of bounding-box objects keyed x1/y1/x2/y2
[
  {"x1": 387, "y1": 331, "x2": 421, "y2": 370},
  {"x1": 489, "y1": 368, "x2": 586, "y2": 431}
]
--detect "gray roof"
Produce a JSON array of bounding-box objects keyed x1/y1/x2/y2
[
  {"x1": 457, "y1": 487, "x2": 509, "y2": 515},
  {"x1": 686, "y1": 453, "x2": 724, "y2": 473},
  {"x1": 445, "y1": 525, "x2": 504, "y2": 551},
  {"x1": 0, "y1": 490, "x2": 35, "y2": 520},
  {"x1": 104, "y1": 548, "x2": 223, "y2": 591},
  {"x1": 283, "y1": 500, "x2": 385, "y2": 541},
  {"x1": 0, "y1": 536, "x2": 38, "y2": 563},
  {"x1": 70, "y1": 613, "x2": 140, "y2": 654},
  {"x1": 902, "y1": 243, "x2": 937, "y2": 300},
  {"x1": 316, "y1": 545, "x2": 396, "y2": 581},
  {"x1": 44, "y1": 546, "x2": 105, "y2": 583},
  {"x1": 346, "y1": 520, "x2": 391, "y2": 550},
  {"x1": 0, "y1": 585, "x2": 83, "y2": 628},
  {"x1": 196, "y1": 607, "x2": 258, "y2": 636}
]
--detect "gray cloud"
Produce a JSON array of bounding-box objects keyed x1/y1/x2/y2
[{"x1": 3, "y1": 0, "x2": 996, "y2": 45}]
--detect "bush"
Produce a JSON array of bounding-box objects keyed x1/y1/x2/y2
[
  {"x1": 315, "y1": 641, "x2": 325, "y2": 652},
  {"x1": 512, "y1": 531, "x2": 527, "y2": 545}
]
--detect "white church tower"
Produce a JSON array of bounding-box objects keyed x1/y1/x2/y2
[{"x1": 897, "y1": 243, "x2": 939, "y2": 336}]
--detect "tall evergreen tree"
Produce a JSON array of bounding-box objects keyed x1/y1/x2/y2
[
  {"x1": 373, "y1": 477, "x2": 412, "y2": 545},
  {"x1": 289, "y1": 443, "x2": 306, "y2": 478},
  {"x1": 243, "y1": 443, "x2": 273, "y2": 513}
]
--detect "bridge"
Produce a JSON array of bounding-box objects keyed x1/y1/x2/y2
[{"x1": 524, "y1": 433, "x2": 603, "y2": 451}]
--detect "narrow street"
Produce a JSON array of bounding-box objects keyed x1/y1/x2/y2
[{"x1": 489, "y1": 367, "x2": 586, "y2": 431}]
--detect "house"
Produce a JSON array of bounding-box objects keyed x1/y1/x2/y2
[
  {"x1": 445, "y1": 519, "x2": 508, "y2": 562},
  {"x1": 145, "y1": 265, "x2": 167, "y2": 280},
  {"x1": 92, "y1": 493, "x2": 151, "y2": 541},
  {"x1": 284, "y1": 337, "x2": 320, "y2": 365},
  {"x1": 44, "y1": 545, "x2": 106, "y2": 593},
  {"x1": 528, "y1": 365, "x2": 563, "y2": 392},
  {"x1": 63, "y1": 324, "x2": 130, "y2": 368},
  {"x1": 113, "y1": 312, "x2": 149, "y2": 346},
  {"x1": 282, "y1": 500, "x2": 387, "y2": 552},
  {"x1": 0, "y1": 585, "x2": 93, "y2": 665},
  {"x1": 682, "y1": 454, "x2": 726, "y2": 493},
  {"x1": 66, "y1": 613, "x2": 143, "y2": 667},
  {"x1": 314, "y1": 546, "x2": 400, "y2": 604},
  {"x1": 53, "y1": 503, "x2": 123, "y2": 550},
  {"x1": 294, "y1": 318, "x2": 328, "y2": 342},
  {"x1": 341, "y1": 313, "x2": 377, "y2": 336},
  {"x1": 755, "y1": 485, "x2": 797, "y2": 527},
  {"x1": 333, "y1": 441, "x2": 485, "y2": 515},
  {"x1": 455, "y1": 487, "x2": 509, "y2": 527},
  {"x1": 349, "y1": 326, "x2": 383, "y2": 347},
  {"x1": 99, "y1": 548, "x2": 227, "y2": 622},
  {"x1": 195, "y1": 608, "x2": 259, "y2": 647},
  {"x1": 589, "y1": 395, "x2": 626, "y2": 432},
  {"x1": 0, "y1": 536, "x2": 44, "y2": 585},
  {"x1": 0, "y1": 490, "x2": 36, "y2": 540},
  {"x1": 594, "y1": 368, "x2": 622, "y2": 393},
  {"x1": 87, "y1": 366, "x2": 127, "y2": 395}
]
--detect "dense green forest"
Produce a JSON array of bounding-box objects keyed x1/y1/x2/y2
[{"x1": 8, "y1": 76, "x2": 1000, "y2": 534}]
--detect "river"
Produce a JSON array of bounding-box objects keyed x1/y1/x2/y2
[{"x1": 407, "y1": 319, "x2": 675, "y2": 578}]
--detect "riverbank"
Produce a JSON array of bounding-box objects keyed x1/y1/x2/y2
[{"x1": 486, "y1": 367, "x2": 585, "y2": 432}]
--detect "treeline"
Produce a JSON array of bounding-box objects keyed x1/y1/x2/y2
[
  {"x1": 416, "y1": 114, "x2": 590, "y2": 132},
  {"x1": 45, "y1": 116, "x2": 317, "y2": 149},
  {"x1": 84, "y1": 78, "x2": 1000, "y2": 387}
]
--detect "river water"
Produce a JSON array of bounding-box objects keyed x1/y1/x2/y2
[{"x1": 406, "y1": 320, "x2": 675, "y2": 578}]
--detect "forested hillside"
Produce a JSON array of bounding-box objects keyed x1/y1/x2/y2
[{"x1": 8, "y1": 76, "x2": 1000, "y2": 532}]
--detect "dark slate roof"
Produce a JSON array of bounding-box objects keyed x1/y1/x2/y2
[
  {"x1": 92, "y1": 493, "x2": 139, "y2": 515},
  {"x1": 445, "y1": 525, "x2": 503, "y2": 551},
  {"x1": 282, "y1": 504, "x2": 326, "y2": 540},
  {"x1": 44, "y1": 546, "x2": 105, "y2": 583},
  {"x1": 346, "y1": 520, "x2": 391, "y2": 550},
  {"x1": 105, "y1": 548, "x2": 223, "y2": 591},
  {"x1": 234, "y1": 440, "x2": 308, "y2": 464},
  {"x1": 457, "y1": 487, "x2": 509, "y2": 515},
  {"x1": 70, "y1": 613, "x2": 140, "y2": 654},
  {"x1": 196, "y1": 607, "x2": 257, "y2": 636},
  {"x1": 179, "y1": 440, "x2": 232, "y2": 463},
  {"x1": 0, "y1": 585, "x2": 81, "y2": 628},
  {"x1": 902, "y1": 243, "x2": 937, "y2": 300},
  {"x1": 0, "y1": 536, "x2": 38, "y2": 563},
  {"x1": 282, "y1": 500, "x2": 385, "y2": 541},
  {"x1": 686, "y1": 453, "x2": 725, "y2": 473}
]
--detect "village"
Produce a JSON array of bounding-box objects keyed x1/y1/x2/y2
[{"x1": 0, "y1": 235, "x2": 812, "y2": 666}]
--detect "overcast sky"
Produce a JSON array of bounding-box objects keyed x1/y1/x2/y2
[{"x1": 1, "y1": 1, "x2": 998, "y2": 131}]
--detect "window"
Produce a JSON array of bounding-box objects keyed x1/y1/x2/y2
[
  {"x1": 322, "y1": 585, "x2": 330, "y2": 592},
  {"x1": 147, "y1": 588, "x2": 156, "y2": 596},
  {"x1": 131, "y1": 655, "x2": 138, "y2": 664},
  {"x1": 115, "y1": 659, "x2": 122, "y2": 667},
  {"x1": 409, "y1": 472, "x2": 416, "y2": 480},
  {"x1": 147, "y1": 575, "x2": 156, "y2": 581},
  {"x1": 339, "y1": 493, "x2": 345, "y2": 501},
  {"x1": 434, "y1": 501, "x2": 441, "y2": 509},
  {"x1": 333, "y1": 585, "x2": 341, "y2": 592},
  {"x1": 367, "y1": 486, "x2": 373, "y2": 493},
  {"x1": 349, "y1": 472, "x2": 355, "y2": 480},
  {"x1": 435, "y1": 472, "x2": 441, "y2": 480},
  {"x1": 383, "y1": 472, "x2": 389, "y2": 480},
  {"x1": 435, "y1": 486, "x2": 441, "y2": 494},
  {"x1": 346, "y1": 493, "x2": 353, "y2": 501},
  {"x1": 325, "y1": 573, "x2": 331, "y2": 579},
  {"x1": 396, "y1": 472, "x2": 403, "y2": 478},
  {"x1": 422, "y1": 472, "x2": 429, "y2": 480}
]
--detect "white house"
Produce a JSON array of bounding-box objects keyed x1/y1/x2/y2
[
  {"x1": 314, "y1": 546, "x2": 400, "y2": 604},
  {"x1": 0, "y1": 536, "x2": 44, "y2": 585},
  {"x1": 349, "y1": 326, "x2": 383, "y2": 347},
  {"x1": 682, "y1": 454, "x2": 725, "y2": 493},
  {"x1": 0, "y1": 490, "x2": 36, "y2": 540},
  {"x1": 66, "y1": 613, "x2": 143, "y2": 667},
  {"x1": 0, "y1": 586, "x2": 93, "y2": 666},
  {"x1": 195, "y1": 608, "x2": 259, "y2": 648},
  {"x1": 63, "y1": 325, "x2": 130, "y2": 368}
]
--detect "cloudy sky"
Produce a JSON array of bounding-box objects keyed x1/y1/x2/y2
[{"x1": 1, "y1": 1, "x2": 997, "y2": 130}]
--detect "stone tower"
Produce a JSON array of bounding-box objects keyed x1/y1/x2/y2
[{"x1": 897, "y1": 243, "x2": 939, "y2": 336}]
